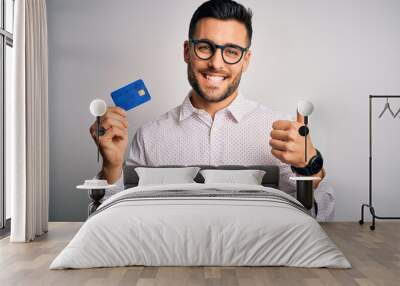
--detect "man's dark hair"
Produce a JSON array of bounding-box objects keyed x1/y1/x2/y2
[{"x1": 189, "y1": 0, "x2": 253, "y2": 46}]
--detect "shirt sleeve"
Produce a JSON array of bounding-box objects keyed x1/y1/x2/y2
[
  {"x1": 93, "y1": 170, "x2": 124, "y2": 202},
  {"x1": 94, "y1": 127, "x2": 147, "y2": 202},
  {"x1": 313, "y1": 171, "x2": 336, "y2": 221},
  {"x1": 126, "y1": 126, "x2": 147, "y2": 166}
]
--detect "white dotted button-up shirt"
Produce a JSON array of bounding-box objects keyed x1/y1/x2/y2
[{"x1": 102, "y1": 92, "x2": 336, "y2": 221}]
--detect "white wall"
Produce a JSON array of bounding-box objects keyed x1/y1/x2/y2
[{"x1": 47, "y1": 0, "x2": 400, "y2": 221}]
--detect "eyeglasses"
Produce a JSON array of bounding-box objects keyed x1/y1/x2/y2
[{"x1": 189, "y1": 38, "x2": 250, "y2": 65}]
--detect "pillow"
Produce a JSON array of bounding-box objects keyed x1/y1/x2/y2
[
  {"x1": 135, "y1": 167, "x2": 201, "y2": 186},
  {"x1": 200, "y1": 169, "x2": 266, "y2": 185}
]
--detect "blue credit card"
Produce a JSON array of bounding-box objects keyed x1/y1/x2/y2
[{"x1": 111, "y1": 79, "x2": 151, "y2": 111}]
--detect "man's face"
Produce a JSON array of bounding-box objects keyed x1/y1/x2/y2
[{"x1": 184, "y1": 18, "x2": 252, "y2": 103}]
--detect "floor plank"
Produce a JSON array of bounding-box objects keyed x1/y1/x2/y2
[{"x1": 0, "y1": 222, "x2": 399, "y2": 286}]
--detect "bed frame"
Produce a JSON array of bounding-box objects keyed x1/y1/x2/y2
[
  {"x1": 87, "y1": 165, "x2": 280, "y2": 216},
  {"x1": 123, "y1": 165, "x2": 280, "y2": 190}
]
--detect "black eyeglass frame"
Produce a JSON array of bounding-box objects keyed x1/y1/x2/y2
[{"x1": 189, "y1": 38, "x2": 250, "y2": 65}]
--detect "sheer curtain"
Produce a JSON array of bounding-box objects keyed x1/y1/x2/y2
[{"x1": 8, "y1": 0, "x2": 49, "y2": 242}]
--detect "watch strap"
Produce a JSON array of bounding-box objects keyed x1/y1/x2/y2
[{"x1": 291, "y1": 149, "x2": 323, "y2": 176}]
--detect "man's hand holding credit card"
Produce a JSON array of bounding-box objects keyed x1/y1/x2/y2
[{"x1": 89, "y1": 79, "x2": 151, "y2": 184}]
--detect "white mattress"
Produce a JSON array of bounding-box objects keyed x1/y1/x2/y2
[{"x1": 50, "y1": 183, "x2": 351, "y2": 269}]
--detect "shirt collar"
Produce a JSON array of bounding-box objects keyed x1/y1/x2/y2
[
  {"x1": 226, "y1": 92, "x2": 258, "y2": 123},
  {"x1": 179, "y1": 91, "x2": 258, "y2": 123},
  {"x1": 179, "y1": 92, "x2": 203, "y2": 122}
]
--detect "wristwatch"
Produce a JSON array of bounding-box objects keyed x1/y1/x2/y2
[{"x1": 291, "y1": 149, "x2": 324, "y2": 176}]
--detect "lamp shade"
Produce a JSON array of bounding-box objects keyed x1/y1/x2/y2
[
  {"x1": 89, "y1": 99, "x2": 107, "y2": 117},
  {"x1": 297, "y1": 100, "x2": 314, "y2": 116}
]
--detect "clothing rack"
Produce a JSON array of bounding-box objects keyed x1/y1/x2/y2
[{"x1": 359, "y1": 95, "x2": 400, "y2": 230}]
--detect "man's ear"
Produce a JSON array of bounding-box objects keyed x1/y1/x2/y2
[
  {"x1": 242, "y1": 50, "x2": 252, "y2": 73},
  {"x1": 184, "y1": 40, "x2": 190, "y2": 64}
]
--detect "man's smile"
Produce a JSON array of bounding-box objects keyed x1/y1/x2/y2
[{"x1": 200, "y1": 72, "x2": 228, "y2": 87}]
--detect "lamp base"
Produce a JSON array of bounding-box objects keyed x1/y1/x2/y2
[
  {"x1": 290, "y1": 177, "x2": 321, "y2": 210},
  {"x1": 296, "y1": 180, "x2": 313, "y2": 210},
  {"x1": 88, "y1": 189, "x2": 105, "y2": 216}
]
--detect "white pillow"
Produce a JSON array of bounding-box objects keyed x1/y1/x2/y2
[
  {"x1": 135, "y1": 167, "x2": 201, "y2": 186},
  {"x1": 200, "y1": 169, "x2": 266, "y2": 185}
]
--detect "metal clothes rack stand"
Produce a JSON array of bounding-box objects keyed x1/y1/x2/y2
[{"x1": 359, "y1": 95, "x2": 400, "y2": 230}]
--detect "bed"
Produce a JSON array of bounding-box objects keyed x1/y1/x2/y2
[{"x1": 49, "y1": 165, "x2": 351, "y2": 269}]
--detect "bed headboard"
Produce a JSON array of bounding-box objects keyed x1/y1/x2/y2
[{"x1": 123, "y1": 165, "x2": 280, "y2": 190}]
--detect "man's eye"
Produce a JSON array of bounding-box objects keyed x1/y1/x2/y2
[
  {"x1": 198, "y1": 45, "x2": 211, "y2": 51},
  {"x1": 225, "y1": 48, "x2": 240, "y2": 56}
]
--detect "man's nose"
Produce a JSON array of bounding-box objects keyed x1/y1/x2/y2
[{"x1": 208, "y1": 48, "x2": 225, "y2": 70}]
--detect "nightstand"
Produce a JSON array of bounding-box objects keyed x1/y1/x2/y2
[{"x1": 77, "y1": 180, "x2": 118, "y2": 216}]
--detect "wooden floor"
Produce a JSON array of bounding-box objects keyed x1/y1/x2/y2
[{"x1": 0, "y1": 222, "x2": 399, "y2": 286}]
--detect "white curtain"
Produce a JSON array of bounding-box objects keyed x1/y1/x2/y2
[{"x1": 8, "y1": 0, "x2": 49, "y2": 242}]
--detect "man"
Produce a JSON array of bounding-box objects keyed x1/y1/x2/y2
[{"x1": 89, "y1": 0, "x2": 335, "y2": 220}]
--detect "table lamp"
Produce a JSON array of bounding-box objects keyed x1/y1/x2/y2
[
  {"x1": 290, "y1": 100, "x2": 321, "y2": 210},
  {"x1": 76, "y1": 99, "x2": 117, "y2": 217}
]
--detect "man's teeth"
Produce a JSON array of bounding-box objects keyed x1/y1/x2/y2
[{"x1": 206, "y1": 75, "x2": 225, "y2": 83}]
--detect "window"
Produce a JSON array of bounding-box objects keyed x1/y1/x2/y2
[
  {"x1": 1, "y1": 0, "x2": 14, "y2": 232},
  {"x1": 5, "y1": 0, "x2": 13, "y2": 33}
]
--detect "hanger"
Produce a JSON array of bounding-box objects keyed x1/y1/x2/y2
[
  {"x1": 378, "y1": 98, "x2": 395, "y2": 118},
  {"x1": 394, "y1": 106, "x2": 400, "y2": 118}
]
